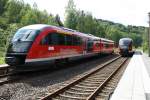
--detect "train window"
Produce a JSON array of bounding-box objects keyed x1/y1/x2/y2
[
  {"x1": 12, "y1": 29, "x2": 40, "y2": 42},
  {"x1": 40, "y1": 33, "x2": 59, "y2": 45},
  {"x1": 40, "y1": 34, "x2": 50, "y2": 45},
  {"x1": 57, "y1": 33, "x2": 65, "y2": 45},
  {"x1": 72, "y1": 36, "x2": 77, "y2": 45},
  {"x1": 87, "y1": 40, "x2": 93, "y2": 51},
  {"x1": 77, "y1": 37, "x2": 82, "y2": 45},
  {"x1": 41, "y1": 33, "x2": 82, "y2": 46},
  {"x1": 66, "y1": 35, "x2": 72, "y2": 45},
  {"x1": 40, "y1": 35, "x2": 49, "y2": 45},
  {"x1": 95, "y1": 43, "x2": 99, "y2": 47},
  {"x1": 119, "y1": 40, "x2": 131, "y2": 46},
  {"x1": 72, "y1": 36, "x2": 82, "y2": 46},
  {"x1": 104, "y1": 43, "x2": 109, "y2": 48},
  {"x1": 51, "y1": 33, "x2": 59, "y2": 45}
]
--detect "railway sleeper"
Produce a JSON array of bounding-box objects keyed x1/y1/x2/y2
[
  {"x1": 78, "y1": 82, "x2": 101, "y2": 87},
  {"x1": 104, "y1": 81, "x2": 119, "y2": 88},
  {"x1": 109, "y1": 78, "x2": 119, "y2": 82},
  {"x1": 64, "y1": 90, "x2": 91, "y2": 96},
  {"x1": 74, "y1": 84, "x2": 97, "y2": 89},
  {"x1": 83, "y1": 80, "x2": 104, "y2": 84},
  {"x1": 55, "y1": 94, "x2": 86, "y2": 100},
  {"x1": 70, "y1": 87, "x2": 94, "y2": 92},
  {"x1": 100, "y1": 88, "x2": 113, "y2": 94},
  {"x1": 96, "y1": 91, "x2": 113, "y2": 99},
  {"x1": 91, "y1": 73, "x2": 107, "y2": 77},
  {"x1": 103, "y1": 86, "x2": 114, "y2": 90},
  {"x1": 95, "y1": 95, "x2": 109, "y2": 100},
  {"x1": 85, "y1": 78, "x2": 104, "y2": 82},
  {"x1": 81, "y1": 81, "x2": 102, "y2": 85},
  {"x1": 86, "y1": 77, "x2": 106, "y2": 81},
  {"x1": 89, "y1": 75, "x2": 108, "y2": 79},
  {"x1": 90, "y1": 73, "x2": 111, "y2": 77},
  {"x1": 92, "y1": 71, "x2": 109, "y2": 75},
  {"x1": 67, "y1": 89, "x2": 93, "y2": 94}
]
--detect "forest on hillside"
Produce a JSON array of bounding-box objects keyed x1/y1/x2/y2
[{"x1": 0, "y1": 0, "x2": 148, "y2": 60}]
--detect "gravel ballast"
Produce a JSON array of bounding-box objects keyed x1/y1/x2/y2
[{"x1": 0, "y1": 55, "x2": 118, "y2": 100}]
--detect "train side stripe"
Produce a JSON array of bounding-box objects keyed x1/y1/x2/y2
[{"x1": 25, "y1": 52, "x2": 98, "y2": 63}]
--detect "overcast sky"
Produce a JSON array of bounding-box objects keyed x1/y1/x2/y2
[{"x1": 24, "y1": 0, "x2": 150, "y2": 27}]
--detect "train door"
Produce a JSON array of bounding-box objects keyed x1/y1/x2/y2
[
  {"x1": 82, "y1": 38, "x2": 87, "y2": 54},
  {"x1": 93, "y1": 40, "x2": 100, "y2": 53},
  {"x1": 100, "y1": 39, "x2": 104, "y2": 53},
  {"x1": 87, "y1": 39, "x2": 93, "y2": 53},
  {"x1": 104, "y1": 42, "x2": 109, "y2": 53},
  {"x1": 39, "y1": 32, "x2": 60, "y2": 58}
]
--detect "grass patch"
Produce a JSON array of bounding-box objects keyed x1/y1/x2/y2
[{"x1": 0, "y1": 57, "x2": 5, "y2": 65}]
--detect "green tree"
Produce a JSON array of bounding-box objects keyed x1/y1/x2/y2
[
  {"x1": 4, "y1": 0, "x2": 25, "y2": 23},
  {"x1": 142, "y1": 28, "x2": 148, "y2": 51},
  {"x1": 129, "y1": 33, "x2": 143, "y2": 48},
  {"x1": 76, "y1": 11, "x2": 85, "y2": 32},
  {"x1": 0, "y1": 0, "x2": 9, "y2": 16},
  {"x1": 64, "y1": 0, "x2": 77, "y2": 29},
  {"x1": 0, "y1": 23, "x2": 20, "y2": 57}
]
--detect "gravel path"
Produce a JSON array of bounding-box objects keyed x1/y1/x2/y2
[{"x1": 0, "y1": 55, "x2": 117, "y2": 100}]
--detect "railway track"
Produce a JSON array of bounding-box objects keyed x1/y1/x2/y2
[
  {"x1": 0, "y1": 54, "x2": 118, "y2": 86},
  {"x1": 0, "y1": 65, "x2": 9, "y2": 75},
  {"x1": 0, "y1": 65, "x2": 32, "y2": 86},
  {"x1": 0, "y1": 70, "x2": 20, "y2": 86},
  {"x1": 39, "y1": 56, "x2": 128, "y2": 100},
  {"x1": 0, "y1": 65, "x2": 13, "y2": 85}
]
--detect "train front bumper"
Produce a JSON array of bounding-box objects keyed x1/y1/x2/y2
[{"x1": 5, "y1": 53, "x2": 27, "y2": 66}]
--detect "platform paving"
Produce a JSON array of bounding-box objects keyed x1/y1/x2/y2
[{"x1": 110, "y1": 51, "x2": 150, "y2": 100}]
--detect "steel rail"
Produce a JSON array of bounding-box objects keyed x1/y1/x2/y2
[
  {"x1": 40, "y1": 56, "x2": 122, "y2": 100},
  {"x1": 86, "y1": 58, "x2": 127, "y2": 100}
]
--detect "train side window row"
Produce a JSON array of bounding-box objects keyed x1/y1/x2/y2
[
  {"x1": 40, "y1": 32, "x2": 82, "y2": 46},
  {"x1": 104, "y1": 43, "x2": 109, "y2": 48},
  {"x1": 102, "y1": 40, "x2": 114, "y2": 48}
]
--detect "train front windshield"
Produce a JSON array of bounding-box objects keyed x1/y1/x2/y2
[
  {"x1": 12, "y1": 29, "x2": 40, "y2": 42},
  {"x1": 119, "y1": 40, "x2": 131, "y2": 46},
  {"x1": 7, "y1": 29, "x2": 40, "y2": 53}
]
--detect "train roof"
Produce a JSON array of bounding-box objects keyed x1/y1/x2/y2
[
  {"x1": 19, "y1": 24, "x2": 113, "y2": 42},
  {"x1": 75, "y1": 32, "x2": 100, "y2": 40},
  {"x1": 19, "y1": 24, "x2": 53, "y2": 30},
  {"x1": 100, "y1": 38, "x2": 114, "y2": 43},
  {"x1": 19, "y1": 24, "x2": 95, "y2": 38},
  {"x1": 119, "y1": 38, "x2": 133, "y2": 42}
]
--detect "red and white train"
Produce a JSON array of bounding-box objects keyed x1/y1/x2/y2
[{"x1": 5, "y1": 24, "x2": 114, "y2": 67}]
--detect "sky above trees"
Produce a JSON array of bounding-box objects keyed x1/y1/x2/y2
[{"x1": 24, "y1": 0, "x2": 150, "y2": 26}]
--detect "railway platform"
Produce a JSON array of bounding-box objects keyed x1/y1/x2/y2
[{"x1": 111, "y1": 51, "x2": 150, "y2": 100}]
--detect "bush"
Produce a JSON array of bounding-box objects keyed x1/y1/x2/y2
[
  {"x1": 0, "y1": 57, "x2": 5, "y2": 64},
  {"x1": 142, "y1": 41, "x2": 148, "y2": 52}
]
